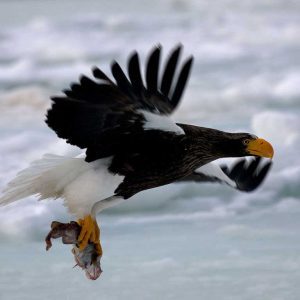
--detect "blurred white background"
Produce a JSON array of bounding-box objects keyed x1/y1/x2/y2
[{"x1": 0, "y1": 0, "x2": 299, "y2": 299}]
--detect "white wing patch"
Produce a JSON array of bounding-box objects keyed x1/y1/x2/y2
[
  {"x1": 195, "y1": 163, "x2": 237, "y2": 188},
  {"x1": 139, "y1": 110, "x2": 184, "y2": 135}
]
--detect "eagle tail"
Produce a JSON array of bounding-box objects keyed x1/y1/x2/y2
[{"x1": 0, "y1": 154, "x2": 88, "y2": 206}]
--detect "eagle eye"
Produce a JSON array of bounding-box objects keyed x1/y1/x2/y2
[{"x1": 243, "y1": 139, "x2": 250, "y2": 145}]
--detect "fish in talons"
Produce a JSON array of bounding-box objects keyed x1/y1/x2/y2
[{"x1": 45, "y1": 221, "x2": 102, "y2": 280}]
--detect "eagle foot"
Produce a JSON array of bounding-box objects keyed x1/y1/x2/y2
[{"x1": 77, "y1": 215, "x2": 102, "y2": 256}]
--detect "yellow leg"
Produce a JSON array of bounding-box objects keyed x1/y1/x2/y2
[{"x1": 77, "y1": 215, "x2": 103, "y2": 256}]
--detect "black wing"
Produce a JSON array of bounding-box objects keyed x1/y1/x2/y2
[
  {"x1": 178, "y1": 157, "x2": 272, "y2": 192},
  {"x1": 46, "y1": 45, "x2": 193, "y2": 161}
]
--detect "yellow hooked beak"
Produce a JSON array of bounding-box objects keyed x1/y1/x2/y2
[{"x1": 246, "y1": 138, "x2": 274, "y2": 159}]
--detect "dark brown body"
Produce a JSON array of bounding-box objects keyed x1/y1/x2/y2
[{"x1": 111, "y1": 124, "x2": 248, "y2": 199}]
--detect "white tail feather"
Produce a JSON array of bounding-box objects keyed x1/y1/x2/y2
[{"x1": 0, "y1": 154, "x2": 89, "y2": 206}]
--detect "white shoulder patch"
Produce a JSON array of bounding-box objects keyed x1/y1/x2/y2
[
  {"x1": 139, "y1": 110, "x2": 184, "y2": 135},
  {"x1": 195, "y1": 163, "x2": 237, "y2": 188}
]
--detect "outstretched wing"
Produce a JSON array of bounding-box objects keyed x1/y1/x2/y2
[
  {"x1": 46, "y1": 45, "x2": 193, "y2": 162},
  {"x1": 178, "y1": 157, "x2": 272, "y2": 192}
]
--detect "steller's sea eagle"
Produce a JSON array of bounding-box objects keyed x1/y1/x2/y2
[{"x1": 0, "y1": 45, "x2": 274, "y2": 258}]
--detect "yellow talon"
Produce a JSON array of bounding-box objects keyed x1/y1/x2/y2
[{"x1": 76, "y1": 215, "x2": 102, "y2": 256}]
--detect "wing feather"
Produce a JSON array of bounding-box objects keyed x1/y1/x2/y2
[
  {"x1": 128, "y1": 52, "x2": 144, "y2": 95},
  {"x1": 46, "y1": 45, "x2": 193, "y2": 161},
  {"x1": 92, "y1": 67, "x2": 113, "y2": 83},
  {"x1": 179, "y1": 158, "x2": 272, "y2": 192},
  {"x1": 111, "y1": 61, "x2": 133, "y2": 96},
  {"x1": 146, "y1": 46, "x2": 161, "y2": 93},
  {"x1": 160, "y1": 45, "x2": 182, "y2": 97},
  {"x1": 170, "y1": 57, "x2": 193, "y2": 108}
]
